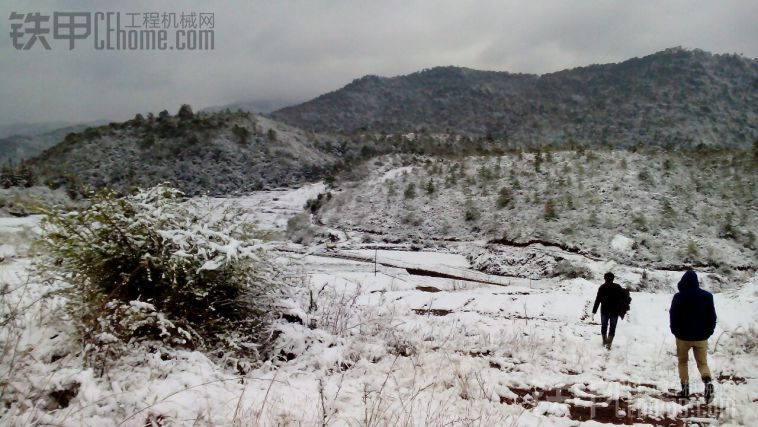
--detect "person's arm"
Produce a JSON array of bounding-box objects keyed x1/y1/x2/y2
[
  {"x1": 707, "y1": 293, "x2": 717, "y2": 337},
  {"x1": 669, "y1": 294, "x2": 679, "y2": 336},
  {"x1": 592, "y1": 287, "x2": 602, "y2": 314}
]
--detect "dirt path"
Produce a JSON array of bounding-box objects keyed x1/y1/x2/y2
[
  {"x1": 501, "y1": 381, "x2": 728, "y2": 425},
  {"x1": 273, "y1": 247, "x2": 519, "y2": 286}
]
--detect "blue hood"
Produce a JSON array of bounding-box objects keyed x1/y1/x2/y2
[{"x1": 678, "y1": 270, "x2": 700, "y2": 292}]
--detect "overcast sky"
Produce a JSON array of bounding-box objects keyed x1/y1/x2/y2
[{"x1": 1, "y1": 0, "x2": 756, "y2": 126}]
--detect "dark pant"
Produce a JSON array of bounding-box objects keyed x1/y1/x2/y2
[{"x1": 601, "y1": 313, "x2": 618, "y2": 337}]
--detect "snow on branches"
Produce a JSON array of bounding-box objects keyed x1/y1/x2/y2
[{"x1": 36, "y1": 184, "x2": 281, "y2": 362}]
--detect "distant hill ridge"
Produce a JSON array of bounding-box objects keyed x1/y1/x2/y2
[
  {"x1": 0, "y1": 124, "x2": 101, "y2": 164},
  {"x1": 27, "y1": 108, "x2": 338, "y2": 195},
  {"x1": 271, "y1": 48, "x2": 758, "y2": 148}
]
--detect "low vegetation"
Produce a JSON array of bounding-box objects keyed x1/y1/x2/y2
[
  {"x1": 35, "y1": 185, "x2": 282, "y2": 363},
  {"x1": 319, "y1": 147, "x2": 757, "y2": 269}
]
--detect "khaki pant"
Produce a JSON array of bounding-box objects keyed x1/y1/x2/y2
[{"x1": 676, "y1": 338, "x2": 712, "y2": 384}]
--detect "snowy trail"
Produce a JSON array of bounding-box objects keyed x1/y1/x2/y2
[
  {"x1": 276, "y1": 247, "x2": 533, "y2": 287},
  {"x1": 144, "y1": 185, "x2": 758, "y2": 426},
  {"x1": 286, "y1": 249, "x2": 757, "y2": 425}
]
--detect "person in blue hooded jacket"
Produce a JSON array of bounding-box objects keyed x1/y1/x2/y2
[{"x1": 669, "y1": 269, "x2": 717, "y2": 402}]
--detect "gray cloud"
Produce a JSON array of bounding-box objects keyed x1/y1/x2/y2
[{"x1": 1, "y1": 0, "x2": 756, "y2": 126}]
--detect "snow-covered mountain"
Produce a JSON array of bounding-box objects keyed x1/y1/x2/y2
[
  {"x1": 272, "y1": 48, "x2": 758, "y2": 148},
  {"x1": 27, "y1": 108, "x2": 338, "y2": 195},
  {"x1": 0, "y1": 122, "x2": 105, "y2": 163},
  {"x1": 0, "y1": 121, "x2": 81, "y2": 139},
  {"x1": 202, "y1": 98, "x2": 300, "y2": 115}
]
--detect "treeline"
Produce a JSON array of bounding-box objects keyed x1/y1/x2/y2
[{"x1": 1, "y1": 162, "x2": 35, "y2": 188}]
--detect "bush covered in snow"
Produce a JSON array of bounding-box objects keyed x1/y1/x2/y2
[
  {"x1": 551, "y1": 259, "x2": 593, "y2": 279},
  {"x1": 286, "y1": 211, "x2": 321, "y2": 245},
  {"x1": 36, "y1": 185, "x2": 281, "y2": 360}
]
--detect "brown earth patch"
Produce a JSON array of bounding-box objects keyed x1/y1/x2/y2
[
  {"x1": 500, "y1": 384, "x2": 722, "y2": 425},
  {"x1": 717, "y1": 374, "x2": 746, "y2": 384},
  {"x1": 416, "y1": 285, "x2": 442, "y2": 293},
  {"x1": 412, "y1": 308, "x2": 453, "y2": 316}
]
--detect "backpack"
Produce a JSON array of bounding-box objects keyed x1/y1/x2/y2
[{"x1": 619, "y1": 288, "x2": 632, "y2": 319}]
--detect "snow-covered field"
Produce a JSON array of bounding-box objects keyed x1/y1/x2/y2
[
  {"x1": 212, "y1": 183, "x2": 327, "y2": 231},
  {"x1": 1, "y1": 185, "x2": 756, "y2": 426}
]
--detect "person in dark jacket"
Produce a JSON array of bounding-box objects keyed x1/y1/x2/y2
[
  {"x1": 670, "y1": 269, "x2": 717, "y2": 402},
  {"x1": 592, "y1": 272, "x2": 631, "y2": 349}
]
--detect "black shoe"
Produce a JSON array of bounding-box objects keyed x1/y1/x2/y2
[
  {"x1": 677, "y1": 384, "x2": 690, "y2": 402},
  {"x1": 602, "y1": 334, "x2": 608, "y2": 347},
  {"x1": 704, "y1": 381, "x2": 714, "y2": 403},
  {"x1": 605, "y1": 335, "x2": 614, "y2": 350}
]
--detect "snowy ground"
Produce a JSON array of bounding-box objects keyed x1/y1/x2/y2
[
  {"x1": 211, "y1": 182, "x2": 327, "y2": 231},
  {"x1": 1, "y1": 186, "x2": 756, "y2": 426},
  {"x1": 318, "y1": 152, "x2": 757, "y2": 270}
]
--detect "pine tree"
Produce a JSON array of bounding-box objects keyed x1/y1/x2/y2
[
  {"x1": 386, "y1": 181, "x2": 396, "y2": 198},
  {"x1": 0, "y1": 162, "x2": 14, "y2": 189},
  {"x1": 496, "y1": 186, "x2": 512, "y2": 209},
  {"x1": 404, "y1": 182, "x2": 416, "y2": 199},
  {"x1": 589, "y1": 210, "x2": 599, "y2": 227},
  {"x1": 720, "y1": 212, "x2": 736, "y2": 239},
  {"x1": 510, "y1": 169, "x2": 521, "y2": 190},
  {"x1": 661, "y1": 198, "x2": 676, "y2": 222},
  {"x1": 464, "y1": 198, "x2": 480, "y2": 222},
  {"x1": 478, "y1": 165, "x2": 493, "y2": 182},
  {"x1": 633, "y1": 214, "x2": 648, "y2": 231},
  {"x1": 425, "y1": 178, "x2": 435, "y2": 196},
  {"x1": 686, "y1": 239, "x2": 700, "y2": 261},
  {"x1": 565, "y1": 195, "x2": 575, "y2": 210},
  {"x1": 544, "y1": 199, "x2": 557, "y2": 220},
  {"x1": 17, "y1": 163, "x2": 34, "y2": 187},
  {"x1": 445, "y1": 171, "x2": 457, "y2": 188},
  {"x1": 534, "y1": 150, "x2": 543, "y2": 173},
  {"x1": 638, "y1": 169, "x2": 652, "y2": 184}
]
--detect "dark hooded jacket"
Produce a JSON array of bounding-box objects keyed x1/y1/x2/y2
[
  {"x1": 669, "y1": 270, "x2": 717, "y2": 341},
  {"x1": 592, "y1": 281, "x2": 630, "y2": 317}
]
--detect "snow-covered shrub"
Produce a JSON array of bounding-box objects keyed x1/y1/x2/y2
[
  {"x1": 404, "y1": 182, "x2": 416, "y2": 199},
  {"x1": 36, "y1": 185, "x2": 280, "y2": 360},
  {"x1": 286, "y1": 211, "x2": 320, "y2": 245},
  {"x1": 464, "y1": 198, "x2": 480, "y2": 222},
  {"x1": 551, "y1": 259, "x2": 593, "y2": 279},
  {"x1": 304, "y1": 192, "x2": 332, "y2": 214},
  {"x1": 717, "y1": 325, "x2": 758, "y2": 355}
]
